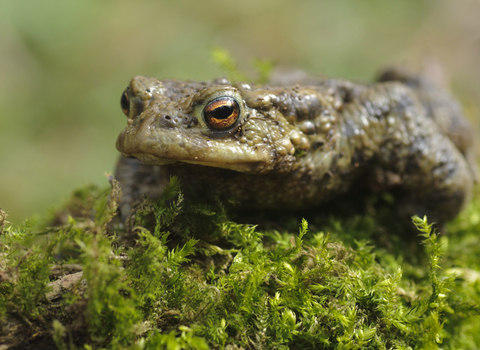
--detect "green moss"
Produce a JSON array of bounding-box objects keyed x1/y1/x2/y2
[
  {"x1": 210, "y1": 47, "x2": 273, "y2": 84},
  {"x1": 1, "y1": 179, "x2": 480, "y2": 349},
  {"x1": 0, "y1": 220, "x2": 55, "y2": 320}
]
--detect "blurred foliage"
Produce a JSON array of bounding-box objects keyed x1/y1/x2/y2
[
  {"x1": 211, "y1": 46, "x2": 275, "y2": 84},
  {"x1": 1, "y1": 0, "x2": 480, "y2": 222}
]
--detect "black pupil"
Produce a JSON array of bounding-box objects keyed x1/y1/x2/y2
[
  {"x1": 120, "y1": 91, "x2": 129, "y2": 112},
  {"x1": 211, "y1": 105, "x2": 233, "y2": 120}
]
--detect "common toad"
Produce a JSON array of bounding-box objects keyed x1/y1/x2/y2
[{"x1": 115, "y1": 68, "x2": 476, "y2": 224}]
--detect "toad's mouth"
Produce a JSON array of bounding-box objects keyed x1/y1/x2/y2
[{"x1": 116, "y1": 124, "x2": 276, "y2": 174}]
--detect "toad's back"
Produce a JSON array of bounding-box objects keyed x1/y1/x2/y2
[{"x1": 115, "y1": 68, "x2": 476, "y2": 224}]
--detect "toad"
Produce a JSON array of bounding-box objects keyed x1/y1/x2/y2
[{"x1": 115, "y1": 68, "x2": 476, "y2": 224}]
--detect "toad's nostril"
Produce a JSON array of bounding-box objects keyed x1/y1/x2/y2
[{"x1": 156, "y1": 114, "x2": 176, "y2": 129}]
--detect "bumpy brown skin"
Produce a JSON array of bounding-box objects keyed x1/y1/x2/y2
[{"x1": 115, "y1": 69, "x2": 475, "y2": 224}]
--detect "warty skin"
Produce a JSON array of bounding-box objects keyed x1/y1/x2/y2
[{"x1": 116, "y1": 69, "x2": 475, "y2": 224}]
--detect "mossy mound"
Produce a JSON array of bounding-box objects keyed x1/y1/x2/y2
[{"x1": 1, "y1": 177, "x2": 479, "y2": 349}]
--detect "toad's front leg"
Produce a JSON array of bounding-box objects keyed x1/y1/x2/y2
[{"x1": 115, "y1": 156, "x2": 168, "y2": 222}]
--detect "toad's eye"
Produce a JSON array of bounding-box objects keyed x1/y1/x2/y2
[
  {"x1": 204, "y1": 97, "x2": 240, "y2": 130},
  {"x1": 120, "y1": 89, "x2": 130, "y2": 116}
]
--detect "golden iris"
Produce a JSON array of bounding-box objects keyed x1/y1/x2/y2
[{"x1": 204, "y1": 97, "x2": 240, "y2": 130}]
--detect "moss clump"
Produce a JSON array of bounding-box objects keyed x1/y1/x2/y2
[{"x1": 1, "y1": 178, "x2": 480, "y2": 349}]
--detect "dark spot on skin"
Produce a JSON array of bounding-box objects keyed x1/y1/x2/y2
[
  {"x1": 187, "y1": 117, "x2": 199, "y2": 128},
  {"x1": 406, "y1": 156, "x2": 421, "y2": 173},
  {"x1": 430, "y1": 160, "x2": 456, "y2": 181},
  {"x1": 300, "y1": 170, "x2": 313, "y2": 185},
  {"x1": 351, "y1": 151, "x2": 367, "y2": 165},
  {"x1": 340, "y1": 87, "x2": 355, "y2": 104},
  {"x1": 311, "y1": 141, "x2": 324, "y2": 150}
]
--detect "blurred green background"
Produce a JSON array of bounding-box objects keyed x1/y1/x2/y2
[{"x1": 1, "y1": 0, "x2": 479, "y2": 223}]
